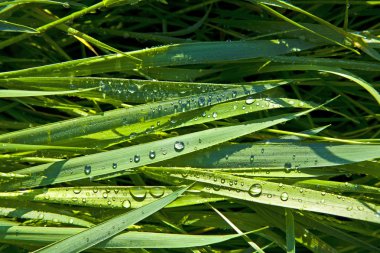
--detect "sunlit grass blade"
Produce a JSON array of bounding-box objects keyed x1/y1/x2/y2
[
  {"x1": 141, "y1": 167, "x2": 380, "y2": 223},
  {"x1": 0, "y1": 88, "x2": 95, "y2": 98},
  {"x1": 32, "y1": 185, "x2": 189, "y2": 253}
]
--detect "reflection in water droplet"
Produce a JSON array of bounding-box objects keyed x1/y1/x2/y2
[
  {"x1": 130, "y1": 187, "x2": 147, "y2": 201},
  {"x1": 134, "y1": 155, "x2": 140, "y2": 163},
  {"x1": 84, "y1": 165, "x2": 91, "y2": 175},
  {"x1": 122, "y1": 200, "x2": 131, "y2": 208},
  {"x1": 150, "y1": 187, "x2": 165, "y2": 198},
  {"x1": 174, "y1": 141, "x2": 185, "y2": 152},
  {"x1": 248, "y1": 184, "x2": 262, "y2": 197},
  {"x1": 280, "y1": 192, "x2": 289, "y2": 201},
  {"x1": 149, "y1": 150, "x2": 156, "y2": 159}
]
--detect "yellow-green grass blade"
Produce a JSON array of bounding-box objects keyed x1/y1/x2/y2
[
  {"x1": 0, "y1": 186, "x2": 225, "y2": 209},
  {"x1": 141, "y1": 167, "x2": 380, "y2": 223},
  {"x1": 0, "y1": 226, "x2": 243, "y2": 249},
  {"x1": 0, "y1": 82, "x2": 282, "y2": 145},
  {"x1": 0, "y1": 201, "x2": 93, "y2": 228},
  {"x1": 0, "y1": 171, "x2": 29, "y2": 179},
  {"x1": 0, "y1": 20, "x2": 38, "y2": 33},
  {"x1": 3, "y1": 109, "x2": 319, "y2": 190},
  {"x1": 285, "y1": 209, "x2": 295, "y2": 253},
  {"x1": 32, "y1": 185, "x2": 189, "y2": 253},
  {"x1": 0, "y1": 143, "x2": 97, "y2": 152},
  {"x1": 0, "y1": 40, "x2": 320, "y2": 78},
  {"x1": 0, "y1": 88, "x2": 96, "y2": 98}
]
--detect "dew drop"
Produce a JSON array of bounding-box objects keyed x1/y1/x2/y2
[
  {"x1": 248, "y1": 184, "x2": 262, "y2": 197},
  {"x1": 102, "y1": 192, "x2": 108, "y2": 198},
  {"x1": 38, "y1": 213, "x2": 44, "y2": 219},
  {"x1": 212, "y1": 112, "x2": 218, "y2": 118},
  {"x1": 112, "y1": 163, "x2": 118, "y2": 169},
  {"x1": 84, "y1": 165, "x2": 91, "y2": 175},
  {"x1": 68, "y1": 218, "x2": 74, "y2": 224},
  {"x1": 267, "y1": 194, "x2": 272, "y2": 198},
  {"x1": 134, "y1": 155, "x2": 140, "y2": 163},
  {"x1": 130, "y1": 187, "x2": 147, "y2": 201},
  {"x1": 280, "y1": 192, "x2": 289, "y2": 201},
  {"x1": 232, "y1": 91, "x2": 237, "y2": 98},
  {"x1": 122, "y1": 200, "x2": 131, "y2": 209},
  {"x1": 150, "y1": 187, "x2": 165, "y2": 198},
  {"x1": 198, "y1": 97, "x2": 206, "y2": 106},
  {"x1": 250, "y1": 155, "x2": 255, "y2": 163},
  {"x1": 73, "y1": 188, "x2": 81, "y2": 194},
  {"x1": 174, "y1": 141, "x2": 185, "y2": 152},
  {"x1": 245, "y1": 97, "x2": 255, "y2": 105},
  {"x1": 149, "y1": 150, "x2": 156, "y2": 159}
]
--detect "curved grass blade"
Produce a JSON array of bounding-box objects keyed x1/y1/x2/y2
[
  {"x1": 0, "y1": 20, "x2": 38, "y2": 33},
  {"x1": 32, "y1": 185, "x2": 189, "y2": 253},
  {"x1": 4, "y1": 109, "x2": 319, "y2": 190},
  {"x1": 0, "y1": 226, "x2": 243, "y2": 248},
  {"x1": 141, "y1": 167, "x2": 380, "y2": 223}
]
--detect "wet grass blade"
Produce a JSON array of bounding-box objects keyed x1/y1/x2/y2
[{"x1": 32, "y1": 185, "x2": 189, "y2": 253}]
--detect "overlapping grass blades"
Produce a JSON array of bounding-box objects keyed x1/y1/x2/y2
[{"x1": 0, "y1": 0, "x2": 379, "y2": 252}]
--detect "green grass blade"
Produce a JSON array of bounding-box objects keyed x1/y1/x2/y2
[
  {"x1": 0, "y1": 20, "x2": 38, "y2": 33},
  {"x1": 285, "y1": 209, "x2": 295, "y2": 253},
  {"x1": 32, "y1": 185, "x2": 189, "y2": 253}
]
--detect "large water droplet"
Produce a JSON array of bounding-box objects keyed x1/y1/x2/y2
[
  {"x1": 245, "y1": 97, "x2": 255, "y2": 105},
  {"x1": 150, "y1": 187, "x2": 165, "y2": 198},
  {"x1": 130, "y1": 187, "x2": 146, "y2": 201},
  {"x1": 84, "y1": 165, "x2": 92, "y2": 175},
  {"x1": 280, "y1": 192, "x2": 289, "y2": 201},
  {"x1": 174, "y1": 141, "x2": 185, "y2": 152},
  {"x1": 73, "y1": 188, "x2": 81, "y2": 194},
  {"x1": 248, "y1": 184, "x2": 262, "y2": 197},
  {"x1": 122, "y1": 200, "x2": 131, "y2": 208},
  {"x1": 149, "y1": 150, "x2": 156, "y2": 159},
  {"x1": 134, "y1": 155, "x2": 140, "y2": 163}
]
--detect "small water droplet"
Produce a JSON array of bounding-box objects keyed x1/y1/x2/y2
[
  {"x1": 150, "y1": 187, "x2": 165, "y2": 198},
  {"x1": 267, "y1": 194, "x2": 272, "y2": 198},
  {"x1": 261, "y1": 148, "x2": 264, "y2": 154},
  {"x1": 73, "y1": 188, "x2": 81, "y2": 194},
  {"x1": 280, "y1": 192, "x2": 289, "y2": 201},
  {"x1": 102, "y1": 192, "x2": 108, "y2": 198},
  {"x1": 321, "y1": 191, "x2": 326, "y2": 196},
  {"x1": 112, "y1": 163, "x2": 118, "y2": 169},
  {"x1": 212, "y1": 112, "x2": 218, "y2": 118},
  {"x1": 84, "y1": 165, "x2": 91, "y2": 175},
  {"x1": 149, "y1": 150, "x2": 156, "y2": 159},
  {"x1": 130, "y1": 187, "x2": 147, "y2": 201},
  {"x1": 122, "y1": 200, "x2": 131, "y2": 208},
  {"x1": 174, "y1": 141, "x2": 185, "y2": 152},
  {"x1": 284, "y1": 162, "x2": 292, "y2": 173},
  {"x1": 68, "y1": 218, "x2": 74, "y2": 224},
  {"x1": 248, "y1": 184, "x2": 262, "y2": 197},
  {"x1": 250, "y1": 155, "x2": 255, "y2": 163},
  {"x1": 62, "y1": 2, "x2": 70, "y2": 8},
  {"x1": 38, "y1": 213, "x2": 44, "y2": 219},
  {"x1": 198, "y1": 97, "x2": 206, "y2": 106},
  {"x1": 232, "y1": 91, "x2": 237, "y2": 98},
  {"x1": 134, "y1": 155, "x2": 140, "y2": 163}
]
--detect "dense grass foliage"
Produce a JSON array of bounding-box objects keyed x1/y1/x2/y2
[{"x1": 0, "y1": 0, "x2": 379, "y2": 252}]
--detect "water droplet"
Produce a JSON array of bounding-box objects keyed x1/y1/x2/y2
[
  {"x1": 68, "y1": 218, "x2": 74, "y2": 224},
  {"x1": 232, "y1": 91, "x2": 237, "y2": 98},
  {"x1": 73, "y1": 188, "x2": 81, "y2": 194},
  {"x1": 150, "y1": 187, "x2": 165, "y2": 198},
  {"x1": 261, "y1": 148, "x2": 264, "y2": 154},
  {"x1": 149, "y1": 150, "x2": 156, "y2": 159},
  {"x1": 198, "y1": 97, "x2": 206, "y2": 106},
  {"x1": 84, "y1": 165, "x2": 91, "y2": 175},
  {"x1": 284, "y1": 162, "x2": 292, "y2": 173},
  {"x1": 38, "y1": 213, "x2": 44, "y2": 219},
  {"x1": 112, "y1": 163, "x2": 118, "y2": 169},
  {"x1": 357, "y1": 206, "x2": 364, "y2": 211},
  {"x1": 82, "y1": 198, "x2": 87, "y2": 203},
  {"x1": 122, "y1": 200, "x2": 131, "y2": 208},
  {"x1": 280, "y1": 192, "x2": 289, "y2": 201},
  {"x1": 321, "y1": 191, "x2": 326, "y2": 196},
  {"x1": 245, "y1": 97, "x2": 254, "y2": 105},
  {"x1": 93, "y1": 188, "x2": 98, "y2": 193},
  {"x1": 212, "y1": 112, "x2": 218, "y2": 118},
  {"x1": 134, "y1": 155, "x2": 140, "y2": 163},
  {"x1": 346, "y1": 206, "x2": 353, "y2": 211},
  {"x1": 267, "y1": 194, "x2": 272, "y2": 198},
  {"x1": 248, "y1": 184, "x2": 262, "y2": 197},
  {"x1": 130, "y1": 187, "x2": 146, "y2": 201},
  {"x1": 102, "y1": 192, "x2": 108, "y2": 198},
  {"x1": 174, "y1": 141, "x2": 185, "y2": 152},
  {"x1": 250, "y1": 155, "x2": 255, "y2": 163},
  {"x1": 62, "y1": 2, "x2": 70, "y2": 8}
]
